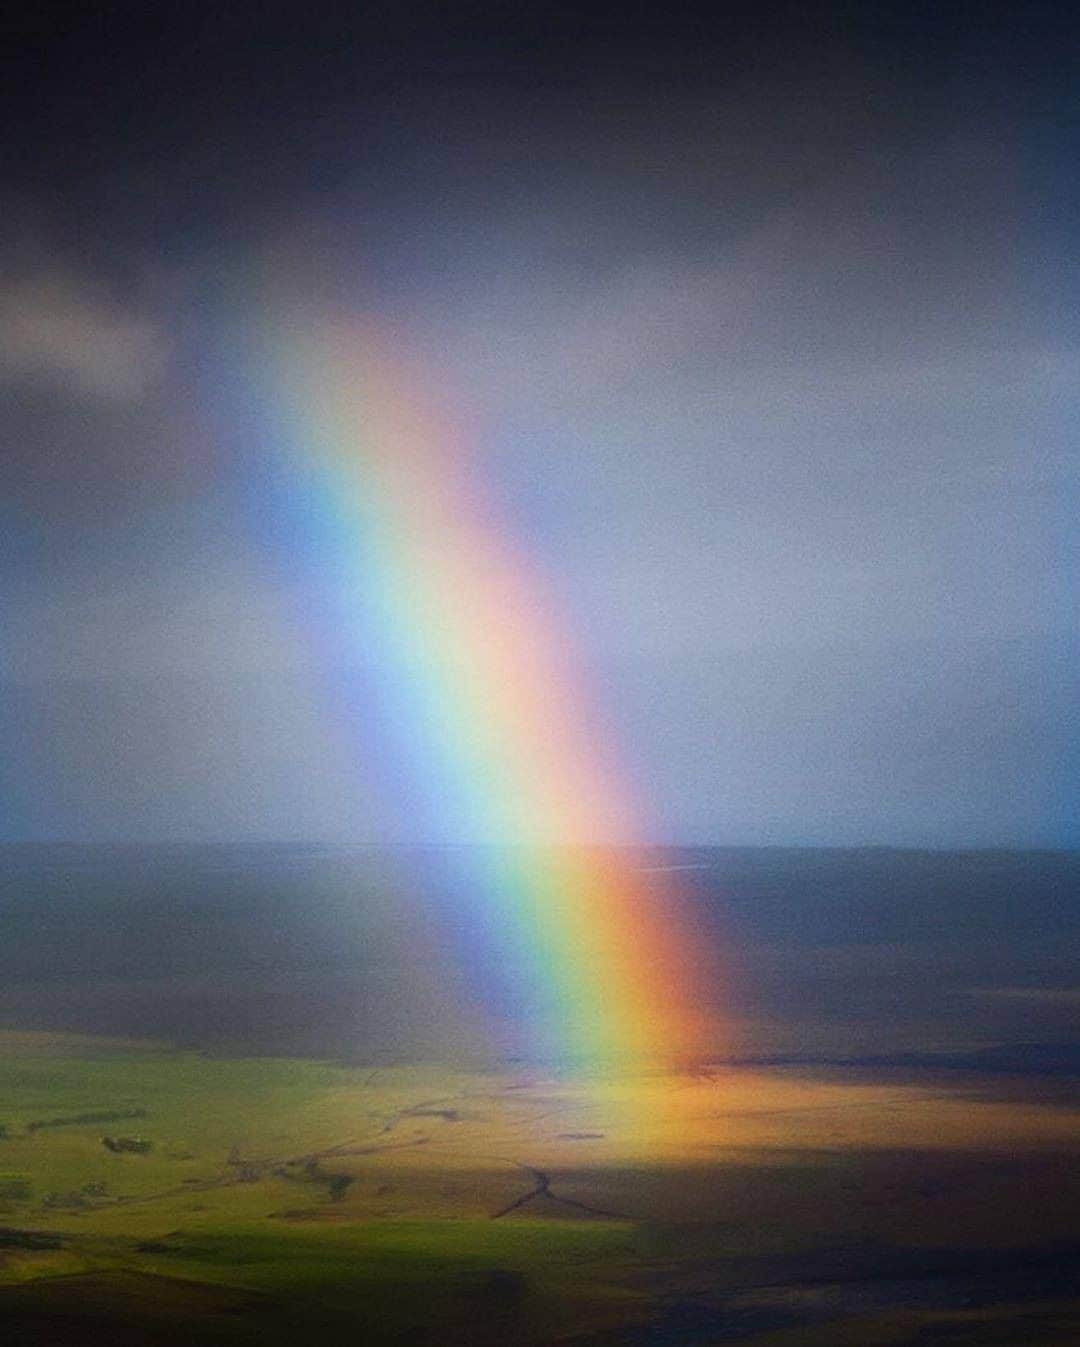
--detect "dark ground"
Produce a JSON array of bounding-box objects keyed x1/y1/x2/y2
[{"x1": 1, "y1": 845, "x2": 1077, "y2": 1345}]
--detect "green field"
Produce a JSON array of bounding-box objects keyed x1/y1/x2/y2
[{"x1": 1, "y1": 1029, "x2": 1078, "y2": 1344}]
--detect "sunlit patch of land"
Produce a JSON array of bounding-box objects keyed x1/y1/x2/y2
[{"x1": 1, "y1": 1029, "x2": 1077, "y2": 1344}]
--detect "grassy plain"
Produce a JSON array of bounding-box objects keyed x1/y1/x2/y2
[{"x1": 1, "y1": 1028, "x2": 1078, "y2": 1344}]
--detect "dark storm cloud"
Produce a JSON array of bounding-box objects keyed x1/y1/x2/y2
[{"x1": 1, "y1": 4, "x2": 1076, "y2": 843}]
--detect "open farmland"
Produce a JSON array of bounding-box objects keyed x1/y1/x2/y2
[{"x1": 1, "y1": 1029, "x2": 1078, "y2": 1344}]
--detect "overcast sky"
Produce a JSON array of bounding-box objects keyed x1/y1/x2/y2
[{"x1": 1, "y1": 4, "x2": 1076, "y2": 845}]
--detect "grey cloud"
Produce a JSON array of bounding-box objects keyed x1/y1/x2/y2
[
  {"x1": 0, "y1": 59, "x2": 1073, "y2": 846},
  {"x1": 0, "y1": 270, "x2": 168, "y2": 401}
]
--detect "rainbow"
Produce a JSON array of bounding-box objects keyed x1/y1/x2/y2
[{"x1": 230, "y1": 291, "x2": 713, "y2": 1069}]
